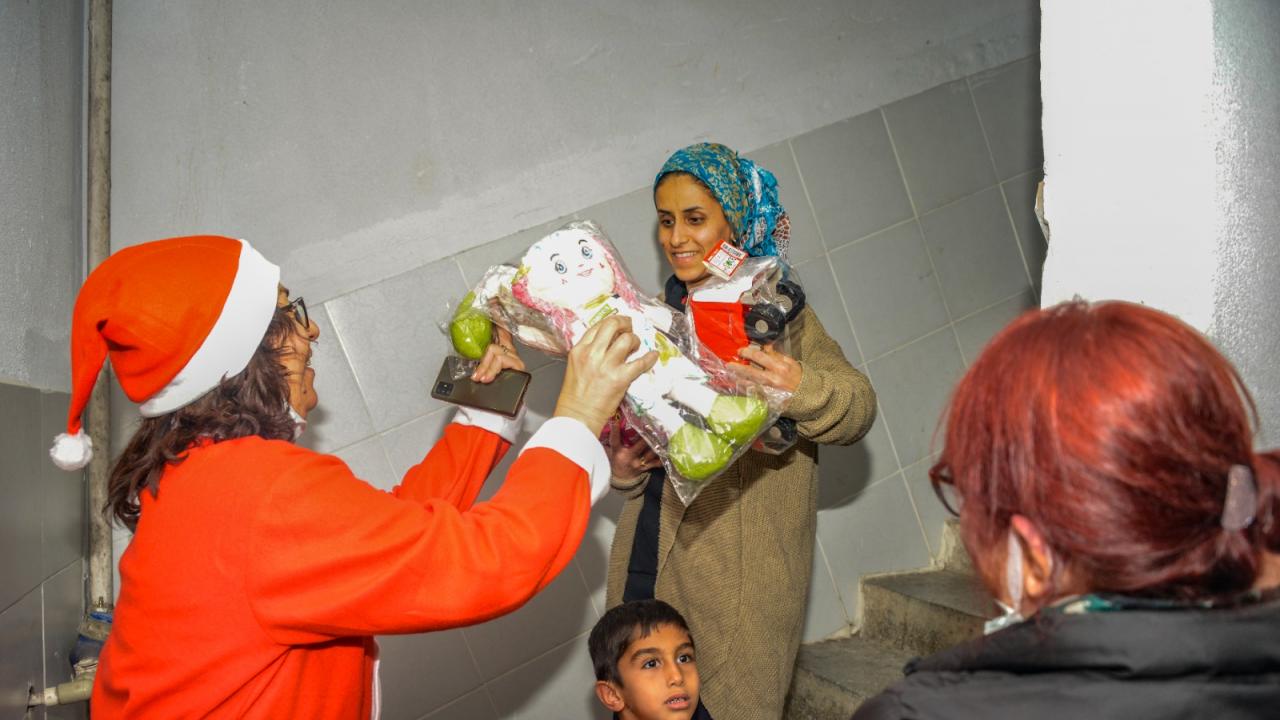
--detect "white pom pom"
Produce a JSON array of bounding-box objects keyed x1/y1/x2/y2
[{"x1": 50, "y1": 431, "x2": 94, "y2": 471}]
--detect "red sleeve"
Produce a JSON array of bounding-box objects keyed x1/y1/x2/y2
[
  {"x1": 244, "y1": 435, "x2": 590, "y2": 644},
  {"x1": 390, "y1": 423, "x2": 511, "y2": 510}
]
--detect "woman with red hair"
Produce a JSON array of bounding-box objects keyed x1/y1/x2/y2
[{"x1": 853, "y1": 300, "x2": 1280, "y2": 719}]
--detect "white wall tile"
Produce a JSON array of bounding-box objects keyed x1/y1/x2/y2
[
  {"x1": 420, "y1": 688, "x2": 498, "y2": 720},
  {"x1": 828, "y1": 222, "x2": 949, "y2": 361},
  {"x1": 43, "y1": 560, "x2": 87, "y2": 720},
  {"x1": 300, "y1": 304, "x2": 376, "y2": 454},
  {"x1": 1001, "y1": 171, "x2": 1046, "y2": 294},
  {"x1": 579, "y1": 188, "x2": 666, "y2": 298},
  {"x1": 325, "y1": 259, "x2": 468, "y2": 432},
  {"x1": 970, "y1": 57, "x2": 1043, "y2": 181},
  {"x1": 456, "y1": 217, "x2": 576, "y2": 288},
  {"x1": 953, "y1": 290, "x2": 1036, "y2": 366},
  {"x1": 791, "y1": 111, "x2": 914, "y2": 247},
  {"x1": 0, "y1": 587, "x2": 43, "y2": 718},
  {"x1": 794, "y1": 256, "x2": 861, "y2": 366},
  {"x1": 918, "y1": 186, "x2": 1030, "y2": 319},
  {"x1": 578, "y1": 492, "x2": 627, "y2": 617},
  {"x1": 883, "y1": 80, "x2": 996, "y2": 214},
  {"x1": 801, "y1": 539, "x2": 850, "y2": 642},
  {"x1": 486, "y1": 635, "x2": 609, "y2": 720},
  {"x1": 866, "y1": 329, "x2": 965, "y2": 468},
  {"x1": 381, "y1": 408, "x2": 453, "y2": 480},
  {"x1": 816, "y1": 414, "x2": 898, "y2": 510},
  {"x1": 41, "y1": 391, "x2": 83, "y2": 579},
  {"x1": 901, "y1": 456, "x2": 950, "y2": 557},
  {"x1": 377, "y1": 629, "x2": 484, "y2": 720},
  {"x1": 0, "y1": 383, "x2": 45, "y2": 611},
  {"x1": 331, "y1": 435, "x2": 398, "y2": 492},
  {"x1": 744, "y1": 141, "x2": 826, "y2": 265},
  {"x1": 473, "y1": 361, "x2": 567, "y2": 504},
  {"x1": 816, "y1": 475, "x2": 931, "y2": 622},
  {"x1": 462, "y1": 563, "x2": 597, "y2": 681}
]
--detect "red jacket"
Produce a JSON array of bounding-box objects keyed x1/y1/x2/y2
[{"x1": 92, "y1": 414, "x2": 602, "y2": 719}]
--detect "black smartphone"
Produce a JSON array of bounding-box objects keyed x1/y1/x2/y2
[{"x1": 429, "y1": 356, "x2": 531, "y2": 418}]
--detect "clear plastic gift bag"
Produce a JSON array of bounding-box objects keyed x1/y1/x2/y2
[
  {"x1": 681, "y1": 255, "x2": 807, "y2": 454},
  {"x1": 446, "y1": 220, "x2": 791, "y2": 505}
]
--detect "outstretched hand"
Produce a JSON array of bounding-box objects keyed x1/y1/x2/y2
[
  {"x1": 471, "y1": 327, "x2": 524, "y2": 382},
  {"x1": 604, "y1": 420, "x2": 662, "y2": 479},
  {"x1": 554, "y1": 316, "x2": 657, "y2": 434}
]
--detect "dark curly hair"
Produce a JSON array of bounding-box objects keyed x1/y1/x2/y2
[{"x1": 106, "y1": 307, "x2": 300, "y2": 531}]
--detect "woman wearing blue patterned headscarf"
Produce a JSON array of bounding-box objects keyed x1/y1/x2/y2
[
  {"x1": 604, "y1": 142, "x2": 878, "y2": 720},
  {"x1": 655, "y1": 142, "x2": 791, "y2": 259}
]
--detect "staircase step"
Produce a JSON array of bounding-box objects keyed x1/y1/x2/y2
[
  {"x1": 860, "y1": 569, "x2": 995, "y2": 657},
  {"x1": 784, "y1": 634, "x2": 915, "y2": 720}
]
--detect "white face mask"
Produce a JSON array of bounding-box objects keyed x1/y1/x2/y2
[
  {"x1": 287, "y1": 404, "x2": 307, "y2": 441},
  {"x1": 983, "y1": 529, "x2": 1025, "y2": 635}
]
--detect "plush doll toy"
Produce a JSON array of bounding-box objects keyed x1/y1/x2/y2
[{"x1": 465, "y1": 222, "x2": 772, "y2": 485}]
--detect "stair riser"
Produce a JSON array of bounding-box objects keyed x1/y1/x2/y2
[
  {"x1": 860, "y1": 583, "x2": 986, "y2": 656},
  {"x1": 784, "y1": 670, "x2": 872, "y2": 720}
]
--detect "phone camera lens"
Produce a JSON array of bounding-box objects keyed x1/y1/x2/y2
[{"x1": 435, "y1": 381, "x2": 453, "y2": 395}]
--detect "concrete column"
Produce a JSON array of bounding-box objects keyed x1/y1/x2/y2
[{"x1": 1039, "y1": 0, "x2": 1280, "y2": 445}]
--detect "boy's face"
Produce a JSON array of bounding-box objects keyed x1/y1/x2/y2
[{"x1": 596, "y1": 623, "x2": 700, "y2": 720}]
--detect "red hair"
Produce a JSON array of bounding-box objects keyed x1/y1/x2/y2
[{"x1": 937, "y1": 300, "x2": 1280, "y2": 602}]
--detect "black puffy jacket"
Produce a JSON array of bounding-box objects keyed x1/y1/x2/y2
[{"x1": 852, "y1": 593, "x2": 1280, "y2": 720}]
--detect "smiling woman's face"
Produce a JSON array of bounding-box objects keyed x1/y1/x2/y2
[
  {"x1": 276, "y1": 286, "x2": 320, "y2": 418},
  {"x1": 655, "y1": 173, "x2": 735, "y2": 284}
]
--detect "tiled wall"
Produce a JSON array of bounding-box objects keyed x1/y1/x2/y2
[
  {"x1": 0, "y1": 384, "x2": 87, "y2": 720},
  {"x1": 105, "y1": 56, "x2": 1043, "y2": 720}
]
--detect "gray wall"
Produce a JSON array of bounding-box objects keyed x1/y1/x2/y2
[
  {"x1": 109, "y1": 0, "x2": 1038, "y2": 303},
  {"x1": 1212, "y1": 0, "x2": 1280, "y2": 448},
  {"x1": 98, "y1": 3, "x2": 1040, "y2": 718},
  {"x1": 0, "y1": 0, "x2": 83, "y2": 392},
  {"x1": 0, "y1": 2, "x2": 88, "y2": 716},
  {"x1": 118, "y1": 56, "x2": 1032, "y2": 720}
]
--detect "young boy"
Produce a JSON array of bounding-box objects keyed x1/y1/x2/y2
[{"x1": 588, "y1": 600, "x2": 712, "y2": 719}]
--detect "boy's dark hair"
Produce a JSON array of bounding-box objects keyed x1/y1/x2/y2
[{"x1": 589, "y1": 599, "x2": 692, "y2": 685}]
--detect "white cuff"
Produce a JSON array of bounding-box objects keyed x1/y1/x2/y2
[
  {"x1": 519, "y1": 417, "x2": 611, "y2": 506},
  {"x1": 453, "y1": 404, "x2": 526, "y2": 444}
]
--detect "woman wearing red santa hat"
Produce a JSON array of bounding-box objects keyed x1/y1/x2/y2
[{"x1": 51, "y1": 235, "x2": 654, "y2": 719}]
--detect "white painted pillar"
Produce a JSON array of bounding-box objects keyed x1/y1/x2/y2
[{"x1": 1039, "y1": 0, "x2": 1280, "y2": 444}]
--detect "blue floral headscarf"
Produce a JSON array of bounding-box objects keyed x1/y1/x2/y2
[{"x1": 654, "y1": 142, "x2": 790, "y2": 259}]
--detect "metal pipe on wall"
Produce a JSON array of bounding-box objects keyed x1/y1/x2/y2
[{"x1": 86, "y1": 0, "x2": 113, "y2": 613}]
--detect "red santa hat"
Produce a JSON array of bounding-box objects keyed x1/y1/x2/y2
[{"x1": 50, "y1": 235, "x2": 280, "y2": 471}]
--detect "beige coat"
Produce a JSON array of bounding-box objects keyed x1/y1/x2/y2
[{"x1": 606, "y1": 306, "x2": 876, "y2": 720}]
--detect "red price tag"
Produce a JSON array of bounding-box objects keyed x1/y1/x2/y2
[{"x1": 702, "y1": 239, "x2": 748, "y2": 280}]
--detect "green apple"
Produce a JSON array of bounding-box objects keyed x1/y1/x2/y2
[
  {"x1": 706, "y1": 395, "x2": 769, "y2": 446},
  {"x1": 668, "y1": 423, "x2": 733, "y2": 482},
  {"x1": 450, "y1": 291, "x2": 493, "y2": 360}
]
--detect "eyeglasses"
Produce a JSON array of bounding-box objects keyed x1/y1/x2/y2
[
  {"x1": 283, "y1": 296, "x2": 310, "y2": 330},
  {"x1": 928, "y1": 461, "x2": 962, "y2": 518}
]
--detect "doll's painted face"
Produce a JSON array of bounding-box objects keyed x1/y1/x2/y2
[{"x1": 523, "y1": 229, "x2": 615, "y2": 309}]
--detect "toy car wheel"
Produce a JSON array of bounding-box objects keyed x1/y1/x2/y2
[
  {"x1": 745, "y1": 304, "x2": 786, "y2": 344},
  {"x1": 772, "y1": 417, "x2": 798, "y2": 444},
  {"x1": 776, "y1": 278, "x2": 806, "y2": 323}
]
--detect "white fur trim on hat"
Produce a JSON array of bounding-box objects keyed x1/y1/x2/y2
[
  {"x1": 50, "y1": 430, "x2": 94, "y2": 471},
  {"x1": 140, "y1": 239, "x2": 281, "y2": 417}
]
